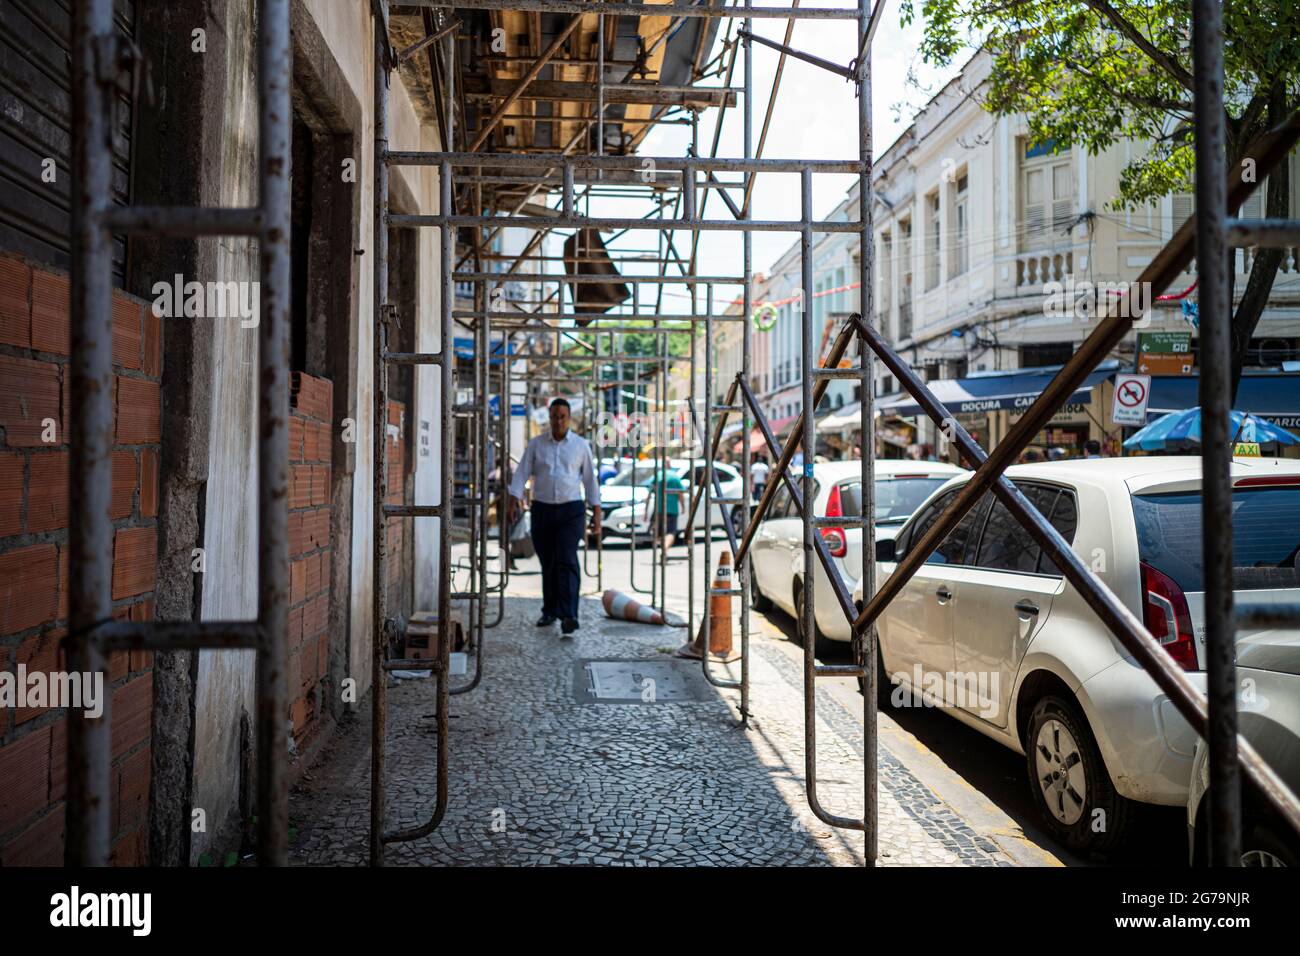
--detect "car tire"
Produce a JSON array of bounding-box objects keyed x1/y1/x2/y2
[
  {"x1": 729, "y1": 505, "x2": 747, "y2": 539},
  {"x1": 1025, "y1": 694, "x2": 1133, "y2": 856},
  {"x1": 793, "y1": 580, "x2": 837, "y2": 660},
  {"x1": 1241, "y1": 822, "x2": 1299, "y2": 867},
  {"x1": 856, "y1": 641, "x2": 894, "y2": 710},
  {"x1": 750, "y1": 574, "x2": 773, "y2": 612}
]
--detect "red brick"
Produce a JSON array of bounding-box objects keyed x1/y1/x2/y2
[
  {"x1": 290, "y1": 464, "x2": 313, "y2": 509},
  {"x1": 287, "y1": 648, "x2": 302, "y2": 698},
  {"x1": 113, "y1": 745, "x2": 150, "y2": 835},
  {"x1": 314, "y1": 421, "x2": 332, "y2": 463},
  {"x1": 290, "y1": 558, "x2": 307, "y2": 605},
  {"x1": 303, "y1": 508, "x2": 329, "y2": 553},
  {"x1": 310, "y1": 465, "x2": 329, "y2": 506},
  {"x1": 141, "y1": 307, "x2": 161, "y2": 377},
  {"x1": 30, "y1": 269, "x2": 69, "y2": 355},
  {"x1": 128, "y1": 599, "x2": 154, "y2": 671},
  {"x1": 56, "y1": 543, "x2": 68, "y2": 622},
  {"x1": 288, "y1": 415, "x2": 305, "y2": 462},
  {"x1": 317, "y1": 629, "x2": 330, "y2": 678},
  {"x1": 110, "y1": 449, "x2": 136, "y2": 520},
  {"x1": 114, "y1": 376, "x2": 160, "y2": 443},
  {"x1": 0, "y1": 255, "x2": 31, "y2": 348},
  {"x1": 49, "y1": 717, "x2": 66, "y2": 801},
  {"x1": 111, "y1": 292, "x2": 142, "y2": 369},
  {"x1": 305, "y1": 593, "x2": 328, "y2": 637},
  {"x1": 109, "y1": 825, "x2": 147, "y2": 867},
  {"x1": 111, "y1": 673, "x2": 151, "y2": 760},
  {"x1": 14, "y1": 626, "x2": 68, "y2": 724},
  {"x1": 290, "y1": 696, "x2": 310, "y2": 734},
  {"x1": 111, "y1": 526, "x2": 156, "y2": 600},
  {"x1": 139, "y1": 448, "x2": 157, "y2": 518},
  {"x1": 26, "y1": 451, "x2": 68, "y2": 533},
  {"x1": 288, "y1": 605, "x2": 304, "y2": 647},
  {"x1": 0, "y1": 725, "x2": 51, "y2": 831},
  {"x1": 290, "y1": 371, "x2": 332, "y2": 422},
  {"x1": 0, "y1": 452, "x2": 22, "y2": 537},
  {"x1": 0, "y1": 544, "x2": 58, "y2": 634},
  {"x1": 305, "y1": 552, "x2": 322, "y2": 596},
  {"x1": 0, "y1": 804, "x2": 64, "y2": 866},
  {"x1": 287, "y1": 512, "x2": 303, "y2": 556},
  {"x1": 0, "y1": 354, "x2": 61, "y2": 447}
]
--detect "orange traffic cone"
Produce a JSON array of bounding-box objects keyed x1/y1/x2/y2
[
  {"x1": 677, "y1": 551, "x2": 740, "y2": 662},
  {"x1": 602, "y1": 589, "x2": 666, "y2": 625}
]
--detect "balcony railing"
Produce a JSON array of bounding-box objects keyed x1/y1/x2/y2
[{"x1": 1016, "y1": 250, "x2": 1073, "y2": 290}]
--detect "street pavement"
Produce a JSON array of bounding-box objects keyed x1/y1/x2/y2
[{"x1": 288, "y1": 531, "x2": 1098, "y2": 865}]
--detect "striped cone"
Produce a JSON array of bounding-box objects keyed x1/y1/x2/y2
[
  {"x1": 602, "y1": 589, "x2": 666, "y2": 625},
  {"x1": 677, "y1": 551, "x2": 740, "y2": 662}
]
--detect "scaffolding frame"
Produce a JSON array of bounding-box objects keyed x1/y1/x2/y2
[{"x1": 56, "y1": 0, "x2": 1300, "y2": 870}]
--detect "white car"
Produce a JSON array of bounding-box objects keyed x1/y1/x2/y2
[
  {"x1": 850, "y1": 456, "x2": 1300, "y2": 855},
  {"x1": 749, "y1": 459, "x2": 966, "y2": 653},
  {"x1": 601, "y1": 459, "x2": 742, "y2": 538},
  {"x1": 1187, "y1": 628, "x2": 1300, "y2": 866}
]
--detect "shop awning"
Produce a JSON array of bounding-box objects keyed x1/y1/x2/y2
[
  {"x1": 732, "y1": 416, "x2": 796, "y2": 453},
  {"x1": 1146, "y1": 373, "x2": 1300, "y2": 429},
  {"x1": 819, "y1": 401, "x2": 863, "y2": 432},
  {"x1": 878, "y1": 361, "x2": 1121, "y2": 417}
]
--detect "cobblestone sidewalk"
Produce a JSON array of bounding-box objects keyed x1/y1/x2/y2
[{"x1": 289, "y1": 596, "x2": 1012, "y2": 866}]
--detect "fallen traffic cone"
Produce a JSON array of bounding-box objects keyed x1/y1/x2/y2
[
  {"x1": 602, "y1": 589, "x2": 666, "y2": 625},
  {"x1": 677, "y1": 551, "x2": 740, "y2": 662}
]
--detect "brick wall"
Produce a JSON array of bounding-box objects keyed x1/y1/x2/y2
[
  {"x1": 288, "y1": 372, "x2": 332, "y2": 748},
  {"x1": 0, "y1": 253, "x2": 159, "y2": 865}
]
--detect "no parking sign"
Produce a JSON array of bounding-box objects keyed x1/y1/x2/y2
[{"x1": 1111, "y1": 373, "x2": 1151, "y2": 426}]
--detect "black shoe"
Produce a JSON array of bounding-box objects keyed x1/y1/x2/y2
[
  {"x1": 561, "y1": 618, "x2": 579, "y2": 636},
  {"x1": 536, "y1": 614, "x2": 557, "y2": 627}
]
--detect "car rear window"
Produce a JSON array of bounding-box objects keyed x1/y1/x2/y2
[
  {"x1": 1132, "y1": 487, "x2": 1300, "y2": 592},
  {"x1": 844, "y1": 476, "x2": 951, "y2": 522}
]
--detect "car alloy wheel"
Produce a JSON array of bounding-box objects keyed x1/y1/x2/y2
[
  {"x1": 1034, "y1": 718, "x2": 1087, "y2": 827},
  {"x1": 1241, "y1": 849, "x2": 1288, "y2": 867}
]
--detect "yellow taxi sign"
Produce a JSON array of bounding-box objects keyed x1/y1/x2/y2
[{"x1": 1233, "y1": 441, "x2": 1261, "y2": 458}]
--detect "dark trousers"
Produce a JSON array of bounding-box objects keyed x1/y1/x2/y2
[{"x1": 531, "y1": 500, "x2": 585, "y2": 620}]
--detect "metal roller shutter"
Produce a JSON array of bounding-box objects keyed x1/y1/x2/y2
[{"x1": 0, "y1": 0, "x2": 135, "y2": 283}]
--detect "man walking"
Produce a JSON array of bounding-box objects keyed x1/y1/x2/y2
[{"x1": 509, "y1": 398, "x2": 601, "y2": 635}]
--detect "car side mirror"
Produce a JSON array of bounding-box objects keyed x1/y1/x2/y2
[{"x1": 875, "y1": 538, "x2": 896, "y2": 562}]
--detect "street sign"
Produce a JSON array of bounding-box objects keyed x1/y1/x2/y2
[
  {"x1": 1112, "y1": 373, "x2": 1151, "y2": 426},
  {"x1": 1138, "y1": 353, "x2": 1194, "y2": 375},
  {"x1": 1138, "y1": 331, "x2": 1191, "y2": 354}
]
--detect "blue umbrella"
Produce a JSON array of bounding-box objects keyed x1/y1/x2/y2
[{"x1": 1123, "y1": 407, "x2": 1300, "y2": 452}]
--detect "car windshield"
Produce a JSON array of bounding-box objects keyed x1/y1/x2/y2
[
  {"x1": 1132, "y1": 486, "x2": 1300, "y2": 592},
  {"x1": 605, "y1": 466, "x2": 665, "y2": 487}
]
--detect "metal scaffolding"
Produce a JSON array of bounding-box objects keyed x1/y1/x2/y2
[{"x1": 60, "y1": 0, "x2": 1300, "y2": 869}]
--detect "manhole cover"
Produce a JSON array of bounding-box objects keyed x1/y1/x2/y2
[{"x1": 574, "y1": 659, "x2": 713, "y2": 704}]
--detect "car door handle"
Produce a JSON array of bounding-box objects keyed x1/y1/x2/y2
[
  {"x1": 935, "y1": 587, "x2": 953, "y2": 604},
  {"x1": 1014, "y1": 600, "x2": 1040, "y2": 617}
]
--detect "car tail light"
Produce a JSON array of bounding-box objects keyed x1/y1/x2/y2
[
  {"x1": 1140, "y1": 561, "x2": 1198, "y2": 670},
  {"x1": 821, "y1": 484, "x2": 847, "y2": 558},
  {"x1": 1234, "y1": 475, "x2": 1300, "y2": 487}
]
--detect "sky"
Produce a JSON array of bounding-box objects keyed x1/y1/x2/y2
[{"x1": 563, "y1": 4, "x2": 962, "y2": 311}]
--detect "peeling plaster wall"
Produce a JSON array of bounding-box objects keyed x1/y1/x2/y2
[
  {"x1": 190, "y1": 0, "x2": 261, "y2": 864},
  {"x1": 301, "y1": 0, "x2": 443, "y2": 704},
  {"x1": 188, "y1": 0, "x2": 444, "y2": 859}
]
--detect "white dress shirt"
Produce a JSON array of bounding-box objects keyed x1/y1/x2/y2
[{"x1": 509, "y1": 430, "x2": 600, "y2": 505}]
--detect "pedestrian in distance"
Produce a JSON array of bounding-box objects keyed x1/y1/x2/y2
[
  {"x1": 508, "y1": 398, "x2": 601, "y2": 636},
  {"x1": 750, "y1": 454, "x2": 769, "y2": 500}
]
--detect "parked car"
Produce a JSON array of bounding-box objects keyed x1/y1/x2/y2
[
  {"x1": 601, "y1": 459, "x2": 743, "y2": 538},
  {"x1": 749, "y1": 459, "x2": 966, "y2": 655},
  {"x1": 851, "y1": 456, "x2": 1300, "y2": 855},
  {"x1": 1187, "y1": 628, "x2": 1300, "y2": 866}
]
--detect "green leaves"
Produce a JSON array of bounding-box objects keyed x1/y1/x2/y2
[{"x1": 905, "y1": 1, "x2": 1296, "y2": 208}]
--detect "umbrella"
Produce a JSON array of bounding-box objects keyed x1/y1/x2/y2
[{"x1": 1123, "y1": 407, "x2": 1300, "y2": 452}]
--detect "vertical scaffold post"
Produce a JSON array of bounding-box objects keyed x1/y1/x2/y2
[
  {"x1": 856, "y1": 0, "x2": 878, "y2": 867},
  {"x1": 370, "y1": 1, "x2": 391, "y2": 867},
  {"x1": 1191, "y1": 0, "x2": 1241, "y2": 867}
]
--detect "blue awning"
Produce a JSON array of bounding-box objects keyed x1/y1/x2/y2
[
  {"x1": 878, "y1": 361, "x2": 1120, "y2": 417},
  {"x1": 1146, "y1": 373, "x2": 1300, "y2": 429}
]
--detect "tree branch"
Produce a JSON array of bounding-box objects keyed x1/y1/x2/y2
[{"x1": 1082, "y1": 0, "x2": 1195, "y2": 93}]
